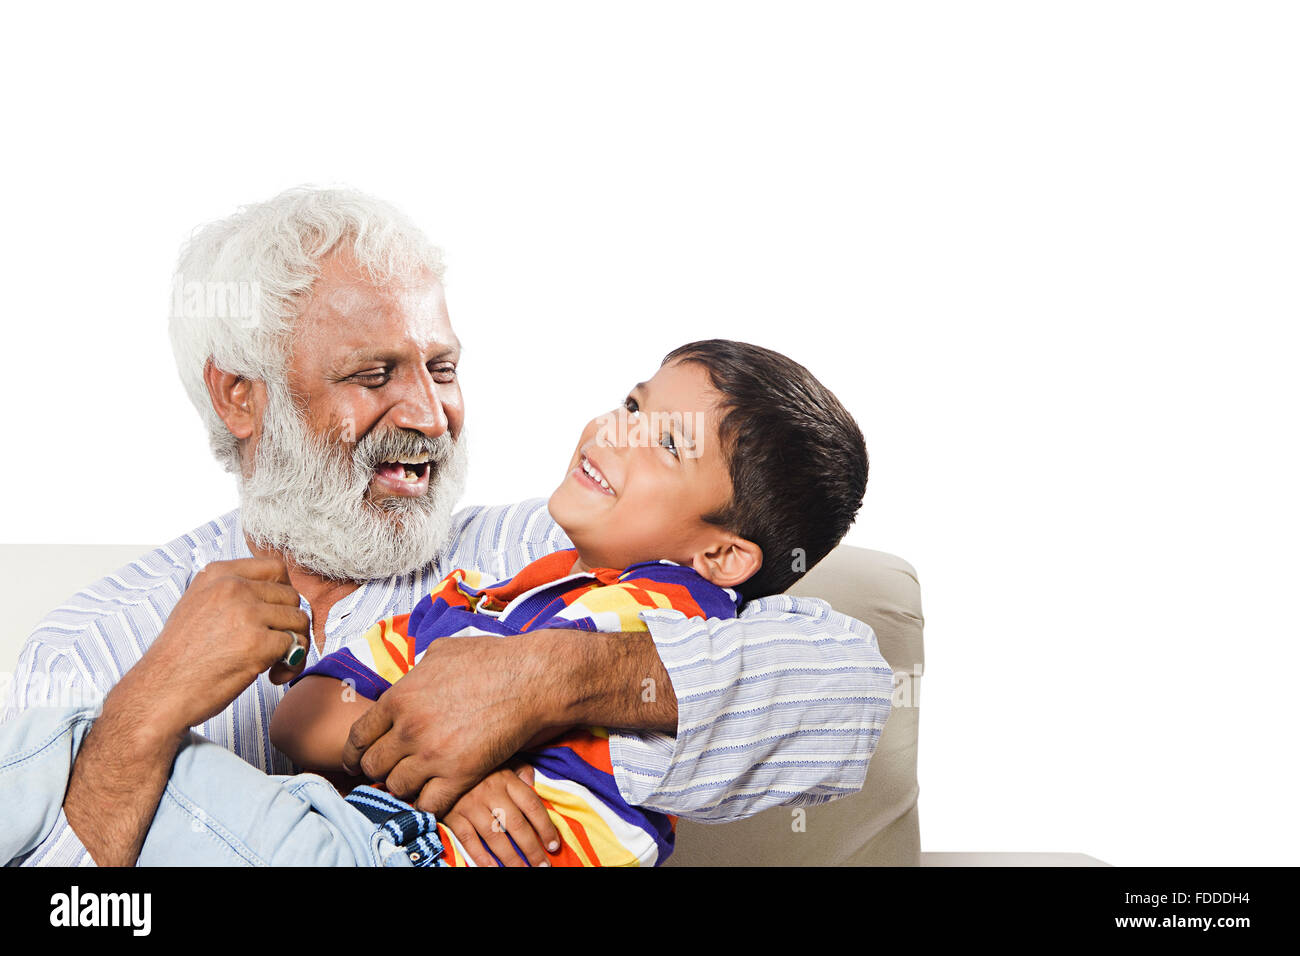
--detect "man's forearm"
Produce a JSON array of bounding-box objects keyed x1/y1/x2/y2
[
  {"x1": 62, "y1": 674, "x2": 186, "y2": 867},
  {"x1": 526, "y1": 629, "x2": 678, "y2": 733}
]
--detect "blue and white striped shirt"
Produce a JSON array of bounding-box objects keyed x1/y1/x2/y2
[{"x1": 2, "y1": 499, "x2": 893, "y2": 866}]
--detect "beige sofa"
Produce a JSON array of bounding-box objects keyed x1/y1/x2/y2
[
  {"x1": 668, "y1": 545, "x2": 924, "y2": 866},
  {"x1": 0, "y1": 542, "x2": 926, "y2": 866}
]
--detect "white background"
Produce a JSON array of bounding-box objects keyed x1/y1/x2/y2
[{"x1": 1, "y1": 1, "x2": 1296, "y2": 866}]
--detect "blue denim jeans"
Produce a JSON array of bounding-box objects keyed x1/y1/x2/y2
[{"x1": 0, "y1": 704, "x2": 441, "y2": 867}]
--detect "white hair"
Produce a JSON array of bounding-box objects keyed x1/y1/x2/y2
[{"x1": 168, "y1": 185, "x2": 446, "y2": 472}]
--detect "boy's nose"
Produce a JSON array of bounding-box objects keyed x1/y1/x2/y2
[{"x1": 592, "y1": 408, "x2": 629, "y2": 449}]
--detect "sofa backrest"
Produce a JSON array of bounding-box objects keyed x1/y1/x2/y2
[{"x1": 666, "y1": 544, "x2": 924, "y2": 866}]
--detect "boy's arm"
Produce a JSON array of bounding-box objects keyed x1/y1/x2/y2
[{"x1": 270, "y1": 675, "x2": 375, "y2": 774}]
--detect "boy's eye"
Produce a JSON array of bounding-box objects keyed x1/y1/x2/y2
[
  {"x1": 624, "y1": 396, "x2": 640, "y2": 418},
  {"x1": 660, "y1": 431, "x2": 679, "y2": 458}
]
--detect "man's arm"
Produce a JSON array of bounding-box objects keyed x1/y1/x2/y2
[
  {"x1": 61, "y1": 668, "x2": 192, "y2": 866},
  {"x1": 608, "y1": 595, "x2": 894, "y2": 822},
  {"x1": 56, "y1": 558, "x2": 309, "y2": 866},
  {"x1": 343, "y1": 595, "x2": 891, "y2": 822}
]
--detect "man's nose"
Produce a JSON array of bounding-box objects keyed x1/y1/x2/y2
[{"x1": 389, "y1": 367, "x2": 449, "y2": 437}]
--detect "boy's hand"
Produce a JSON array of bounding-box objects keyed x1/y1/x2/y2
[{"x1": 440, "y1": 763, "x2": 561, "y2": 867}]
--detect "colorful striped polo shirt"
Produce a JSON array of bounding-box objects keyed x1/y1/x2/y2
[{"x1": 295, "y1": 547, "x2": 741, "y2": 866}]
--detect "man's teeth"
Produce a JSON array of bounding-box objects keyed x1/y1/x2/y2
[
  {"x1": 377, "y1": 459, "x2": 429, "y2": 482},
  {"x1": 581, "y1": 457, "x2": 613, "y2": 493}
]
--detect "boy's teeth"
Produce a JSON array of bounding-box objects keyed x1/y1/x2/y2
[{"x1": 582, "y1": 458, "x2": 612, "y2": 491}]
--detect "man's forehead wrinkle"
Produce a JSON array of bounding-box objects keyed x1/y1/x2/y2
[
  {"x1": 330, "y1": 338, "x2": 460, "y2": 370},
  {"x1": 300, "y1": 288, "x2": 455, "y2": 349}
]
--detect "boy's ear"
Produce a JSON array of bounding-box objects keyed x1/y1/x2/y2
[
  {"x1": 691, "y1": 534, "x2": 763, "y2": 591},
  {"x1": 203, "y1": 359, "x2": 261, "y2": 441}
]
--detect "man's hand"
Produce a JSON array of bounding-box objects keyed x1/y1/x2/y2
[
  {"x1": 130, "y1": 556, "x2": 311, "y2": 735},
  {"x1": 441, "y1": 762, "x2": 561, "y2": 867},
  {"x1": 341, "y1": 633, "x2": 553, "y2": 814},
  {"x1": 341, "y1": 628, "x2": 678, "y2": 816},
  {"x1": 63, "y1": 556, "x2": 309, "y2": 866}
]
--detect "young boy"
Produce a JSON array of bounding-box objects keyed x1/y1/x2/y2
[
  {"x1": 4, "y1": 339, "x2": 875, "y2": 867},
  {"x1": 271, "y1": 337, "x2": 872, "y2": 867}
]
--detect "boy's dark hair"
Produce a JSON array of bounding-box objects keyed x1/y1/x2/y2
[{"x1": 662, "y1": 339, "x2": 868, "y2": 601}]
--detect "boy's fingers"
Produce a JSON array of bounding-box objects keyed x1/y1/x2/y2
[
  {"x1": 482, "y1": 814, "x2": 529, "y2": 867},
  {"x1": 508, "y1": 776, "x2": 560, "y2": 855},
  {"x1": 495, "y1": 805, "x2": 549, "y2": 867},
  {"x1": 462, "y1": 805, "x2": 510, "y2": 867},
  {"x1": 444, "y1": 812, "x2": 496, "y2": 868}
]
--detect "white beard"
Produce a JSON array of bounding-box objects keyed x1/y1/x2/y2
[{"x1": 238, "y1": 392, "x2": 469, "y2": 581}]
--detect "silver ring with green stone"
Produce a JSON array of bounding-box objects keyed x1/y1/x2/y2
[{"x1": 281, "y1": 633, "x2": 307, "y2": 668}]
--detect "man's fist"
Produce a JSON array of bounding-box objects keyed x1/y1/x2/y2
[{"x1": 123, "y1": 557, "x2": 310, "y2": 739}]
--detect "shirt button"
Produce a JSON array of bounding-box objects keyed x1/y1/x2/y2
[{"x1": 409, "y1": 851, "x2": 421, "y2": 862}]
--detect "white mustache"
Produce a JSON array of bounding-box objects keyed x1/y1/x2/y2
[
  {"x1": 238, "y1": 392, "x2": 469, "y2": 581},
  {"x1": 355, "y1": 428, "x2": 456, "y2": 471}
]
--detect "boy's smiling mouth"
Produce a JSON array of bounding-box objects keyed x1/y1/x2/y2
[{"x1": 576, "y1": 453, "x2": 616, "y2": 496}]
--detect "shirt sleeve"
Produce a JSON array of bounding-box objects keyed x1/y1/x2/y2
[
  {"x1": 606, "y1": 594, "x2": 895, "y2": 823},
  {"x1": 2, "y1": 638, "x2": 103, "y2": 867}
]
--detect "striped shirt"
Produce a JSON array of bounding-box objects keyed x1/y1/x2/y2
[
  {"x1": 1, "y1": 499, "x2": 894, "y2": 867},
  {"x1": 300, "y1": 548, "x2": 743, "y2": 866}
]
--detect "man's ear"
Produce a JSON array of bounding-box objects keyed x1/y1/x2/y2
[
  {"x1": 203, "y1": 359, "x2": 260, "y2": 441},
  {"x1": 690, "y1": 534, "x2": 763, "y2": 591}
]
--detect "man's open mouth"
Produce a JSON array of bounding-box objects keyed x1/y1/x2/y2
[
  {"x1": 372, "y1": 451, "x2": 434, "y2": 488},
  {"x1": 375, "y1": 460, "x2": 430, "y2": 482}
]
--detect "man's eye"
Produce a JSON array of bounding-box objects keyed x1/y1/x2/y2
[
  {"x1": 431, "y1": 364, "x2": 457, "y2": 383},
  {"x1": 353, "y1": 371, "x2": 390, "y2": 387}
]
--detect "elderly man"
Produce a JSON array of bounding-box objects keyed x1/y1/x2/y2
[{"x1": 1, "y1": 187, "x2": 892, "y2": 867}]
